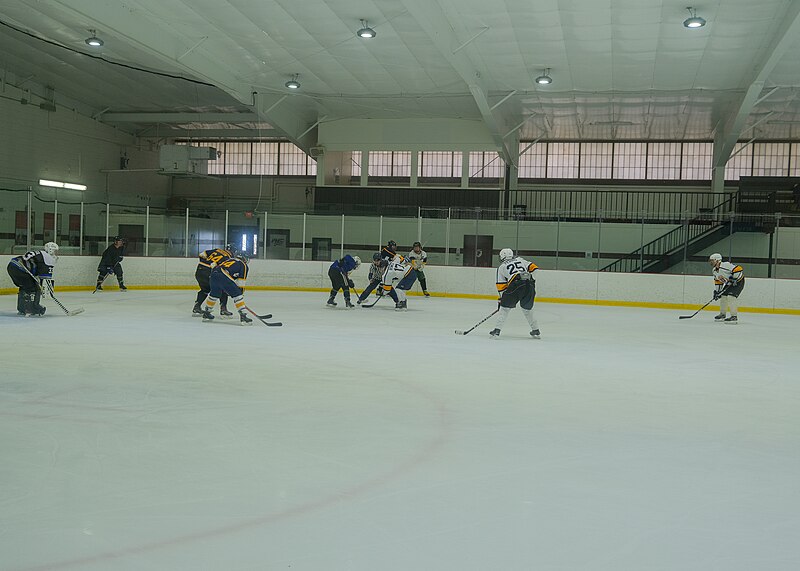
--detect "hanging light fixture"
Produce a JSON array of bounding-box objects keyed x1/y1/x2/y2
[
  {"x1": 85, "y1": 29, "x2": 104, "y2": 47},
  {"x1": 285, "y1": 74, "x2": 301, "y2": 89},
  {"x1": 683, "y1": 7, "x2": 706, "y2": 28},
  {"x1": 535, "y1": 68, "x2": 552, "y2": 85},
  {"x1": 357, "y1": 19, "x2": 376, "y2": 39}
]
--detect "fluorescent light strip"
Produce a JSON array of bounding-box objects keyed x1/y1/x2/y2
[{"x1": 39, "y1": 179, "x2": 87, "y2": 191}]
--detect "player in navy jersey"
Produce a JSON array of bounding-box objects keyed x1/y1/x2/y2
[
  {"x1": 95, "y1": 236, "x2": 127, "y2": 291},
  {"x1": 193, "y1": 246, "x2": 234, "y2": 317},
  {"x1": 199, "y1": 251, "x2": 252, "y2": 325},
  {"x1": 327, "y1": 254, "x2": 361, "y2": 308},
  {"x1": 490, "y1": 248, "x2": 540, "y2": 339},
  {"x1": 7, "y1": 242, "x2": 59, "y2": 316}
]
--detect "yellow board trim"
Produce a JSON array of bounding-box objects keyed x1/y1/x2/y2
[{"x1": 1, "y1": 286, "x2": 798, "y2": 315}]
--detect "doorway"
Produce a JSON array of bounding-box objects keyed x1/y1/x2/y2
[{"x1": 463, "y1": 234, "x2": 494, "y2": 267}]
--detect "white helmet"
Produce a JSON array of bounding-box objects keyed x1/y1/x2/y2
[
  {"x1": 43, "y1": 242, "x2": 59, "y2": 256},
  {"x1": 352, "y1": 255, "x2": 361, "y2": 268},
  {"x1": 499, "y1": 248, "x2": 514, "y2": 262},
  {"x1": 709, "y1": 253, "x2": 722, "y2": 263}
]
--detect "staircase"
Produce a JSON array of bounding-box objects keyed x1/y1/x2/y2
[{"x1": 601, "y1": 196, "x2": 736, "y2": 273}]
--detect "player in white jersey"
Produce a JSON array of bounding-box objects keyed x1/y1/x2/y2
[
  {"x1": 381, "y1": 255, "x2": 413, "y2": 311},
  {"x1": 6, "y1": 242, "x2": 59, "y2": 316},
  {"x1": 406, "y1": 241, "x2": 430, "y2": 296},
  {"x1": 490, "y1": 248, "x2": 540, "y2": 339},
  {"x1": 709, "y1": 253, "x2": 745, "y2": 324}
]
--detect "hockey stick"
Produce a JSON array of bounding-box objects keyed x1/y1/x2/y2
[
  {"x1": 361, "y1": 292, "x2": 385, "y2": 308},
  {"x1": 455, "y1": 308, "x2": 500, "y2": 335},
  {"x1": 678, "y1": 298, "x2": 716, "y2": 320},
  {"x1": 19, "y1": 264, "x2": 84, "y2": 316},
  {"x1": 244, "y1": 306, "x2": 282, "y2": 326}
]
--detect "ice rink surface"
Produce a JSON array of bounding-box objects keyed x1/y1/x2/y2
[{"x1": 1, "y1": 289, "x2": 799, "y2": 571}]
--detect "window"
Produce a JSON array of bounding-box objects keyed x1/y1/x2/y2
[
  {"x1": 279, "y1": 142, "x2": 307, "y2": 175},
  {"x1": 225, "y1": 142, "x2": 251, "y2": 175},
  {"x1": 647, "y1": 142, "x2": 681, "y2": 180},
  {"x1": 518, "y1": 142, "x2": 546, "y2": 178},
  {"x1": 681, "y1": 142, "x2": 712, "y2": 180},
  {"x1": 420, "y1": 151, "x2": 460, "y2": 178},
  {"x1": 725, "y1": 143, "x2": 752, "y2": 181},
  {"x1": 613, "y1": 142, "x2": 646, "y2": 179},
  {"x1": 368, "y1": 151, "x2": 393, "y2": 177},
  {"x1": 752, "y1": 142, "x2": 789, "y2": 176},
  {"x1": 547, "y1": 143, "x2": 579, "y2": 179},
  {"x1": 580, "y1": 142, "x2": 612, "y2": 179},
  {"x1": 252, "y1": 142, "x2": 279, "y2": 175}
]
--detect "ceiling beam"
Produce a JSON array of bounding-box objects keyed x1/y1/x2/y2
[
  {"x1": 102, "y1": 112, "x2": 260, "y2": 123},
  {"x1": 136, "y1": 128, "x2": 281, "y2": 139},
  {"x1": 50, "y1": 0, "x2": 315, "y2": 150},
  {"x1": 399, "y1": 0, "x2": 516, "y2": 166},
  {"x1": 713, "y1": 1, "x2": 800, "y2": 168}
]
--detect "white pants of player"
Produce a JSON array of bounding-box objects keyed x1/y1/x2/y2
[
  {"x1": 495, "y1": 306, "x2": 538, "y2": 331},
  {"x1": 382, "y1": 267, "x2": 410, "y2": 302},
  {"x1": 719, "y1": 295, "x2": 738, "y2": 317}
]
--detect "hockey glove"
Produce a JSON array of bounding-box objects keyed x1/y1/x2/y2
[
  {"x1": 713, "y1": 290, "x2": 721, "y2": 300},
  {"x1": 348, "y1": 279, "x2": 355, "y2": 288}
]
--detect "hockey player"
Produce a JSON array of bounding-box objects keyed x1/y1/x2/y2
[
  {"x1": 200, "y1": 251, "x2": 253, "y2": 325},
  {"x1": 356, "y1": 253, "x2": 385, "y2": 304},
  {"x1": 381, "y1": 254, "x2": 413, "y2": 311},
  {"x1": 406, "y1": 241, "x2": 429, "y2": 296},
  {"x1": 193, "y1": 246, "x2": 234, "y2": 317},
  {"x1": 709, "y1": 253, "x2": 745, "y2": 324},
  {"x1": 95, "y1": 236, "x2": 127, "y2": 291},
  {"x1": 6, "y1": 242, "x2": 59, "y2": 316},
  {"x1": 380, "y1": 240, "x2": 398, "y2": 262},
  {"x1": 327, "y1": 254, "x2": 361, "y2": 308},
  {"x1": 490, "y1": 248, "x2": 541, "y2": 339}
]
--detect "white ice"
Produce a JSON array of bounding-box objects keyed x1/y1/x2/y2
[{"x1": 1, "y1": 290, "x2": 799, "y2": 571}]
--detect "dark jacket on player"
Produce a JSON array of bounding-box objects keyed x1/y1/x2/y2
[
  {"x1": 99, "y1": 244, "x2": 124, "y2": 269},
  {"x1": 330, "y1": 255, "x2": 359, "y2": 275}
]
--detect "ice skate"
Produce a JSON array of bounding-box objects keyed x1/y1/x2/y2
[
  {"x1": 119, "y1": 283, "x2": 128, "y2": 291},
  {"x1": 201, "y1": 309, "x2": 215, "y2": 321},
  {"x1": 345, "y1": 300, "x2": 355, "y2": 309},
  {"x1": 219, "y1": 307, "x2": 234, "y2": 318},
  {"x1": 192, "y1": 303, "x2": 203, "y2": 317},
  {"x1": 724, "y1": 315, "x2": 738, "y2": 324},
  {"x1": 423, "y1": 290, "x2": 430, "y2": 297},
  {"x1": 489, "y1": 328, "x2": 501, "y2": 338},
  {"x1": 395, "y1": 300, "x2": 407, "y2": 311},
  {"x1": 239, "y1": 311, "x2": 253, "y2": 326},
  {"x1": 326, "y1": 298, "x2": 337, "y2": 307},
  {"x1": 530, "y1": 329, "x2": 541, "y2": 339},
  {"x1": 714, "y1": 313, "x2": 726, "y2": 321}
]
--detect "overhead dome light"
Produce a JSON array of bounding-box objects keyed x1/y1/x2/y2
[
  {"x1": 85, "y1": 29, "x2": 104, "y2": 47},
  {"x1": 535, "y1": 68, "x2": 552, "y2": 85},
  {"x1": 357, "y1": 19, "x2": 376, "y2": 39},
  {"x1": 285, "y1": 74, "x2": 300, "y2": 89},
  {"x1": 683, "y1": 7, "x2": 706, "y2": 28}
]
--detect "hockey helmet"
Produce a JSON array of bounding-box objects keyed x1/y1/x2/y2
[
  {"x1": 352, "y1": 255, "x2": 361, "y2": 268},
  {"x1": 499, "y1": 248, "x2": 514, "y2": 262},
  {"x1": 113, "y1": 236, "x2": 124, "y2": 244},
  {"x1": 236, "y1": 251, "x2": 250, "y2": 263},
  {"x1": 387, "y1": 240, "x2": 397, "y2": 251},
  {"x1": 709, "y1": 253, "x2": 722, "y2": 266},
  {"x1": 43, "y1": 242, "x2": 59, "y2": 256},
  {"x1": 413, "y1": 241, "x2": 422, "y2": 249},
  {"x1": 372, "y1": 252, "x2": 381, "y2": 262}
]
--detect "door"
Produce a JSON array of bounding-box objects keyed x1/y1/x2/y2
[
  {"x1": 463, "y1": 234, "x2": 494, "y2": 267},
  {"x1": 265, "y1": 229, "x2": 290, "y2": 259},
  {"x1": 229, "y1": 224, "x2": 261, "y2": 258},
  {"x1": 118, "y1": 224, "x2": 144, "y2": 256}
]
